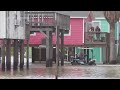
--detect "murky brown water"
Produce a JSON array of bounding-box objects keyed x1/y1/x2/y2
[{"x1": 0, "y1": 63, "x2": 120, "y2": 79}]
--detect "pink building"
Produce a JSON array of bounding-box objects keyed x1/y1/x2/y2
[
  {"x1": 28, "y1": 11, "x2": 94, "y2": 47},
  {"x1": 29, "y1": 17, "x2": 85, "y2": 46}
]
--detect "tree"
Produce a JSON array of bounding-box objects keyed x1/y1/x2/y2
[{"x1": 103, "y1": 11, "x2": 120, "y2": 64}]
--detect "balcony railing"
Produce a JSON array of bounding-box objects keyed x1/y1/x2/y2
[
  {"x1": 84, "y1": 32, "x2": 109, "y2": 45},
  {"x1": 25, "y1": 11, "x2": 70, "y2": 31}
]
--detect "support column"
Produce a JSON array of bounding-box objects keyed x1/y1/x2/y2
[
  {"x1": 46, "y1": 30, "x2": 50, "y2": 67},
  {"x1": 13, "y1": 39, "x2": 19, "y2": 70},
  {"x1": 26, "y1": 39, "x2": 29, "y2": 69},
  {"x1": 106, "y1": 46, "x2": 108, "y2": 64},
  {"x1": 49, "y1": 31, "x2": 53, "y2": 67},
  {"x1": 106, "y1": 45, "x2": 110, "y2": 64},
  {"x1": 20, "y1": 40, "x2": 24, "y2": 70},
  {"x1": 61, "y1": 30, "x2": 64, "y2": 66},
  {"x1": 56, "y1": 26, "x2": 60, "y2": 79},
  {"x1": 25, "y1": 23, "x2": 30, "y2": 68},
  {"x1": 32, "y1": 47, "x2": 35, "y2": 63},
  {"x1": 6, "y1": 39, "x2": 11, "y2": 71},
  {"x1": 0, "y1": 47, "x2": 1, "y2": 63},
  {"x1": 2, "y1": 39, "x2": 5, "y2": 71},
  {"x1": 102, "y1": 46, "x2": 106, "y2": 64}
]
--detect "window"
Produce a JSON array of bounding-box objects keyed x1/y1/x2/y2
[
  {"x1": 93, "y1": 22, "x2": 100, "y2": 27},
  {"x1": 85, "y1": 21, "x2": 101, "y2": 32},
  {"x1": 64, "y1": 24, "x2": 71, "y2": 36},
  {"x1": 115, "y1": 40, "x2": 118, "y2": 44},
  {"x1": 64, "y1": 30, "x2": 69, "y2": 34},
  {"x1": 92, "y1": 21, "x2": 101, "y2": 30},
  {"x1": 85, "y1": 22, "x2": 93, "y2": 32}
]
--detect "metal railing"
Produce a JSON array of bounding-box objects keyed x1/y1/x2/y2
[{"x1": 84, "y1": 32, "x2": 109, "y2": 44}]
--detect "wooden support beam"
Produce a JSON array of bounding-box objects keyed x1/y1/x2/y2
[
  {"x1": 32, "y1": 47, "x2": 35, "y2": 63},
  {"x1": 13, "y1": 39, "x2": 19, "y2": 70},
  {"x1": 55, "y1": 26, "x2": 60, "y2": 79},
  {"x1": 106, "y1": 45, "x2": 110, "y2": 63},
  {"x1": 26, "y1": 24, "x2": 30, "y2": 68},
  {"x1": 46, "y1": 30, "x2": 50, "y2": 67},
  {"x1": 61, "y1": 30, "x2": 64, "y2": 66},
  {"x1": 101, "y1": 47, "x2": 105, "y2": 64},
  {"x1": 2, "y1": 40, "x2": 5, "y2": 71},
  {"x1": 25, "y1": 24, "x2": 30, "y2": 40},
  {"x1": 0, "y1": 48, "x2": 1, "y2": 63},
  {"x1": 20, "y1": 40, "x2": 24, "y2": 70},
  {"x1": 6, "y1": 39, "x2": 11, "y2": 71},
  {"x1": 30, "y1": 28, "x2": 53, "y2": 32},
  {"x1": 49, "y1": 31, "x2": 53, "y2": 67},
  {"x1": 26, "y1": 39, "x2": 29, "y2": 70}
]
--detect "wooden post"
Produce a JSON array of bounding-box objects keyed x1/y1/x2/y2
[
  {"x1": 61, "y1": 30, "x2": 64, "y2": 66},
  {"x1": 106, "y1": 46, "x2": 108, "y2": 64},
  {"x1": 6, "y1": 39, "x2": 11, "y2": 71},
  {"x1": 102, "y1": 46, "x2": 106, "y2": 64},
  {"x1": 32, "y1": 47, "x2": 35, "y2": 63},
  {"x1": 2, "y1": 39, "x2": 5, "y2": 71},
  {"x1": 25, "y1": 23, "x2": 30, "y2": 68},
  {"x1": 107, "y1": 45, "x2": 110, "y2": 63},
  {"x1": 55, "y1": 26, "x2": 59, "y2": 79},
  {"x1": 49, "y1": 31, "x2": 53, "y2": 67},
  {"x1": 46, "y1": 30, "x2": 50, "y2": 67},
  {"x1": 26, "y1": 39, "x2": 29, "y2": 69},
  {"x1": 20, "y1": 40, "x2": 24, "y2": 70},
  {"x1": 13, "y1": 39, "x2": 19, "y2": 70},
  {"x1": 0, "y1": 47, "x2": 1, "y2": 63}
]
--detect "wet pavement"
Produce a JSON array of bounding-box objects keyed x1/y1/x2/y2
[{"x1": 0, "y1": 62, "x2": 120, "y2": 79}]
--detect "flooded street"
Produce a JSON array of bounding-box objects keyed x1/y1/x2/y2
[
  {"x1": 0, "y1": 62, "x2": 120, "y2": 79},
  {"x1": 0, "y1": 11, "x2": 119, "y2": 79}
]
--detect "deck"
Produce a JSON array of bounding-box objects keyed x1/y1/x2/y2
[
  {"x1": 25, "y1": 11, "x2": 70, "y2": 32},
  {"x1": 84, "y1": 32, "x2": 110, "y2": 47}
]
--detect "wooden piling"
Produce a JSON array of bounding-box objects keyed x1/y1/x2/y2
[
  {"x1": 55, "y1": 26, "x2": 60, "y2": 79},
  {"x1": 26, "y1": 39, "x2": 29, "y2": 70},
  {"x1": 2, "y1": 39, "x2": 5, "y2": 71},
  {"x1": 13, "y1": 39, "x2": 19, "y2": 70},
  {"x1": 46, "y1": 31, "x2": 50, "y2": 67},
  {"x1": 61, "y1": 30, "x2": 64, "y2": 66},
  {"x1": 20, "y1": 40, "x2": 24, "y2": 70},
  {"x1": 6, "y1": 39, "x2": 11, "y2": 71},
  {"x1": 49, "y1": 31, "x2": 53, "y2": 67}
]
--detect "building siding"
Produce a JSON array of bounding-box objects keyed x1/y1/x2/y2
[
  {"x1": 89, "y1": 47, "x2": 101, "y2": 63},
  {"x1": 92, "y1": 19, "x2": 119, "y2": 63},
  {"x1": 29, "y1": 18, "x2": 84, "y2": 46}
]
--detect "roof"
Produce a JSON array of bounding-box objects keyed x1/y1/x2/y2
[
  {"x1": 56, "y1": 11, "x2": 104, "y2": 18},
  {"x1": 26, "y1": 11, "x2": 104, "y2": 18},
  {"x1": 93, "y1": 11, "x2": 104, "y2": 18},
  {"x1": 55, "y1": 11, "x2": 89, "y2": 17}
]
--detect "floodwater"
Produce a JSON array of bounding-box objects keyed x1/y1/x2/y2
[{"x1": 0, "y1": 62, "x2": 120, "y2": 79}]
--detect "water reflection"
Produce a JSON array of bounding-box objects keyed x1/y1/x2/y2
[{"x1": 0, "y1": 64, "x2": 120, "y2": 79}]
